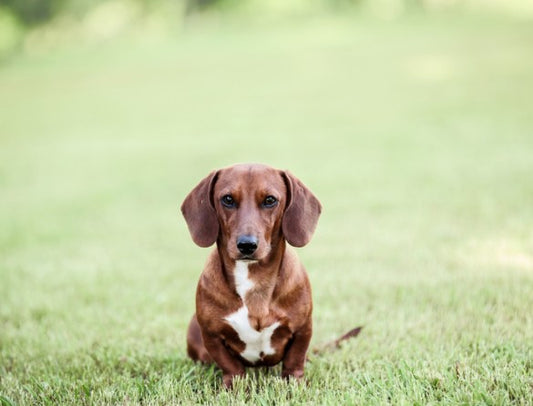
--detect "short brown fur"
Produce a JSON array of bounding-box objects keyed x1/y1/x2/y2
[{"x1": 181, "y1": 163, "x2": 321, "y2": 388}]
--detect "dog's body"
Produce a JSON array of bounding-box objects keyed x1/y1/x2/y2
[{"x1": 181, "y1": 163, "x2": 321, "y2": 388}]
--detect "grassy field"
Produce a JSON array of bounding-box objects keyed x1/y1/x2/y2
[{"x1": 1, "y1": 11, "x2": 533, "y2": 405}]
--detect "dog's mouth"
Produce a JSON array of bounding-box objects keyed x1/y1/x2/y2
[{"x1": 237, "y1": 254, "x2": 258, "y2": 262}]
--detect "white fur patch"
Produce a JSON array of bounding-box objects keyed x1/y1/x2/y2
[
  {"x1": 224, "y1": 261, "x2": 280, "y2": 363},
  {"x1": 233, "y1": 260, "x2": 254, "y2": 299}
]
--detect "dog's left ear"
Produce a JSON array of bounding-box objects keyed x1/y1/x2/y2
[
  {"x1": 281, "y1": 171, "x2": 322, "y2": 247},
  {"x1": 181, "y1": 170, "x2": 220, "y2": 247}
]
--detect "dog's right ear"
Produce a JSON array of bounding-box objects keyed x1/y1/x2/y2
[{"x1": 181, "y1": 170, "x2": 219, "y2": 247}]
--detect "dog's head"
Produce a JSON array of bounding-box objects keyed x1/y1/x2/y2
[{"x1": 181, "y1": 163, "x2": 321, "y2": 261}]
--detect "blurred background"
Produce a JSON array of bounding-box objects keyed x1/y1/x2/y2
[
  {"x1": 1, "y1": 0, "x2": 533, "y2": 60},
  {"x1": 1, "y1": 0, "x2": 533, "y2": 403}
]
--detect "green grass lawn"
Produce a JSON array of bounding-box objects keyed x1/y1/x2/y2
[{"x1": 1, "y1": 11, "x2": 532, "y2": 405}]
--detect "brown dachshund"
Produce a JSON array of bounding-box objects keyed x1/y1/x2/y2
[{"x1": 181, "y1": 163, "x2": 321, "y2": 388}]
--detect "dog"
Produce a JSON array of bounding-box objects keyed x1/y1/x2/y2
[{"x1": 181, "y1": 163, "x2": 321, "y2": 388}]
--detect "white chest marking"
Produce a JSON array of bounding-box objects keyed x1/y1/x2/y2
[
  {"x1": 233, "y1": 260, "x2": 254, "y2": 299},
  {"x1": 224, "y1": 261, "x2": 280, "y2": 363}
]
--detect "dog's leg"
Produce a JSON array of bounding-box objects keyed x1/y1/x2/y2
[
  {"x1": 202, "y1": 333, "x2": 245, "y2": 388},
  {"x1": 186, "y1": 314, "x2": 213, "y2": 363},
  {"x1": 281, "y1": 320, "x2": 312, "y2": 380}
]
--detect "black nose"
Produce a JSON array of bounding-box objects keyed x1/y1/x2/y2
[{"x1": 237, "y1": 235, "x2": 258, "y2": 256}]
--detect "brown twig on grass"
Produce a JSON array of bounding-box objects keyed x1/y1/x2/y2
[{"x1": 311, "y1": 326, "x2": 363, "y2": 356}]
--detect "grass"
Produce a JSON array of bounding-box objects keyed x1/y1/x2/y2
[{"x1": 1, "y1": 11, "x2": 533, "y2": 405}]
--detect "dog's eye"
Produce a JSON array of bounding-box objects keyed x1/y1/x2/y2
[
  {"x1": 221, "y1": 195, "x2": 236, "y2": 208},
  {"x1": 262, "y1": 196, "x2": 278, "y2": 208}
]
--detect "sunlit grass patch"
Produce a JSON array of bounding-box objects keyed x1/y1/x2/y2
[{"x1": 459, "y1": 237, "x2": 533, "y2": 272}]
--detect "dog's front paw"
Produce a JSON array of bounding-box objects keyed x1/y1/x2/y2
[
  {"x1": 222, "y1": 374, "x2": 234, "y2": 389},
  {"x1": 281, "y1": 368, "x2": 304, "y2": 381},
  {"x1": 222, "y1": 371, "x2": 245, "y2": 389}
]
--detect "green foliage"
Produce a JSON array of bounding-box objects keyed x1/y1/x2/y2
[
  {"x1": 1, "y1": 12, "x2": 533, "y2": 405},
  {"x1": 0, "y1": 0, "x2": 65, "y2": 25},
  {"x1": 0, "y1": 0, "x2": 164, "y2": 26},
  {"x1": 0, "y1": 7, "x2": 23, "y2": 57},
  {"x1": 3, "y1": 0, "x2": 532, "y2": 28}
]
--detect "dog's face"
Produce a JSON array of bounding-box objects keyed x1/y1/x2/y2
[
  {"x1": 213, "y1": 164, "x2": 286, "y2": 261},
  {"x1": 181, "y1": 163, "x2": 322, "y2": 258}
]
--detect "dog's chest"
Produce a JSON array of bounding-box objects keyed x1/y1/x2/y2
[{"x1": 223, "y1": 261, "x2": 282, "y2": 364}]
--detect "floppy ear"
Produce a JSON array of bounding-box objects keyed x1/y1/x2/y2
[
  {"x1": 281, "y1": 171, "x2": 322, "y2": 247},
  {"x1": 181, "y1": 170, "x2": 219, "y2": 247}
]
